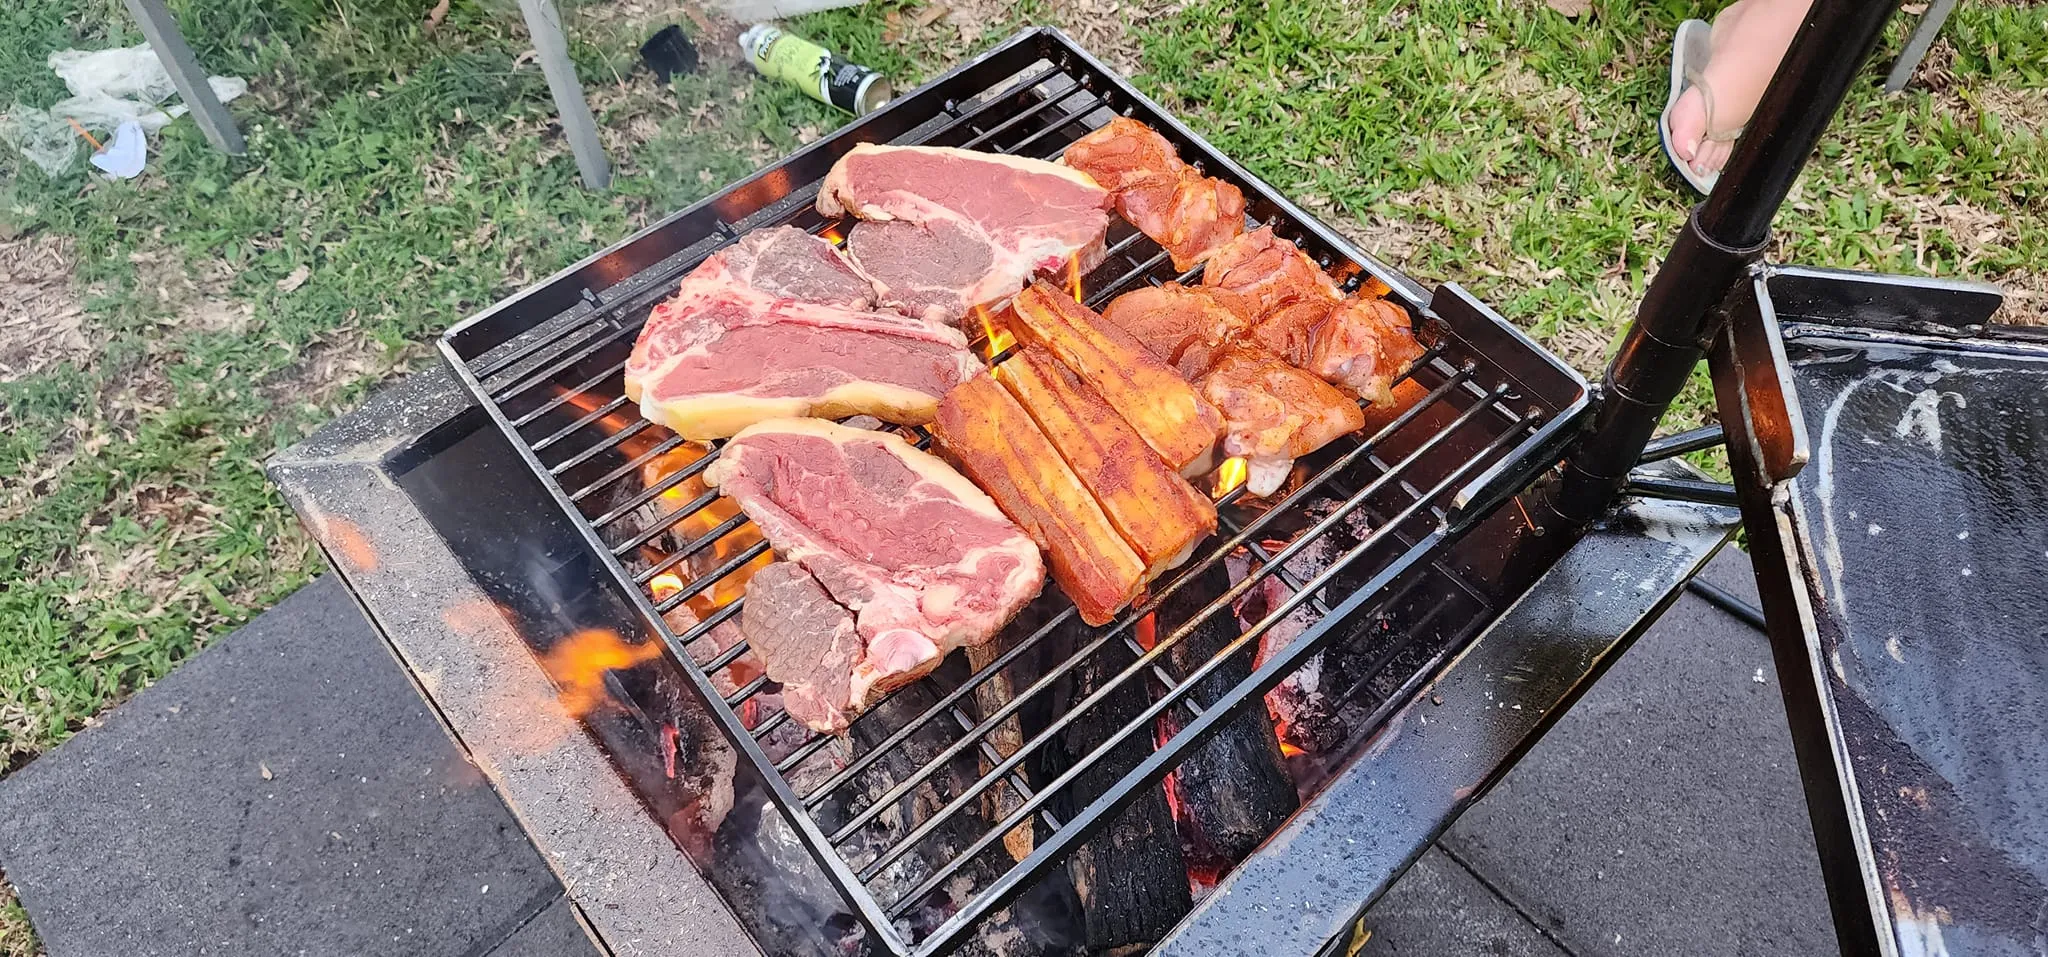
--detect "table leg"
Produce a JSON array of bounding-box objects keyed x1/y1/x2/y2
[
  {"x1": 517, "y1": 0, "x2": 612, "y2": 190},
  {"x1": 1884, "y1": 0, "x2": 1959, "y2": 94},
  {"x1": 122, "y1": 0, "x2": 245, "y2": 154}
]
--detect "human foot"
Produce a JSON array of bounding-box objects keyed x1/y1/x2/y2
[{"x1": 1667, "y1": 0, "x2": 1814, "y2": 180}]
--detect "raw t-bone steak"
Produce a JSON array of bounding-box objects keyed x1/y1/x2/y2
[
  {"x1": 818, "y1": 144, "x2": 1110, "y2": 325},
  {"x1": 624, "y1": 227, "x2": 981, "y2": 440},
  {"x1": 705, "y1": 417, "x2": 1045, "y2": 733}
]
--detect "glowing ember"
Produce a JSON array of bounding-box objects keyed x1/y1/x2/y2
[
  {"x1": 1213, "y1": 456, "x2": 1249, "y2": 498},
  {"x1": 820, "y1": 223, "x2": 846, "y2": 245},
  {"x1": 540, "y1": 628, "x2": 663, "y2": 717},
  {"x1": 1066, "y1": 253, "x2": 1084, "y2": 302},
  {"x1": 974, "y1": 304, "x2": 1015, "y2": 357},
  {"x1": 1279, "y1": 741, "x2": 1306, "y2": 758},
  {"x1": 1134, "y1": 613, "x2": 1158, "y2": 652}
]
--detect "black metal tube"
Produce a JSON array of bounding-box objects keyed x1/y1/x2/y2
[
  {"x1": 1552, "y1": 0, "x2": 1902, "y2": 524},
  {"x1": 1639, "y1": 423, "x2": 1726, "y2": 463}
]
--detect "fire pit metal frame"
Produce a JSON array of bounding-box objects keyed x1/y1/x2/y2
[{"x1": 438, "y1": 27, "x2": 1588, "y2": 956}]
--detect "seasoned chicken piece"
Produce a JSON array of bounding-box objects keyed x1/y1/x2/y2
[
  {"x1": 1005, "y1": 281, "x2": 1223, "y2": 471},
  {"x1": 997, "y1": 346, "x2": 1217, "y2": 580},
  {"x1": 1197, "y1": 345, "x2": 1365, "y2": 497},
  {"x1": 1244, "y1": 295, "x2": 1339, "y2": 369},
  {"x1": 1064, "y1": 117, "x2": 1247, "y2": 272},
  {"x1": 933, "y1": 373, "x2": 1148, "y2": 626},
  {"x1": 1099, "y1": 282, "x2": 1249, "y2": 379},
  {"x1": 1202, "y1": 226, "x2": 1343, "y2": 324},
  {"x1": 1311, "y1": 298, "x2": 1428, "y2": 406}
]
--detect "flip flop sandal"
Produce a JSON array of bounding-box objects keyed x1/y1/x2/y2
[{"x1": 1659, "y1": 18, "x2": 1747, "y2": 195}]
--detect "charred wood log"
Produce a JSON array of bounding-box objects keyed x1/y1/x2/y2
[
  {"x1": 1042, "y1": 615, "x2": 1192, "y2": 951},
  {"x1": 1158, "y1": 559, "x2": 1299, "y2": 868}
]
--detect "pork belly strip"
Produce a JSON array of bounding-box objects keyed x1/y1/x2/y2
[
  {"x1": 818, "y1": 143, "x2": 1111, "y2": 326},
  {"x1": 625, "y1": 243, "x2": 981, "y2": 440},
  {"x1": 995, "y1": 346, "x2": 1216, "y2": 580},
  {"x1": 932, "y1": 373, "x2": 1147, "y2": 627},
  {"x1": 1063, "y1": 116, "x2": 1246, "y2": 272},
  {"x1": 1005, "y1": 281, "x2": 1222, "y2": 471},
  {"x1": 705, "y1": 418, "x2": 1044, "y2": 733}
]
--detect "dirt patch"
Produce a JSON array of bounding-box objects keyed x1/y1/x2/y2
[
  {"x1": 0, "y1": 234, "x2": 91, "y2": 383},
  {"x1": 259, "y1": 327, "x2": 428, "y2": 415}
]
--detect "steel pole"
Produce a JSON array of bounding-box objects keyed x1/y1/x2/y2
[{"x1": 1548, "y1": 0, "x2": 1903, "y2": 524}]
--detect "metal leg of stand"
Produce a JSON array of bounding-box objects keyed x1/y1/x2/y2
[
  {"x1": 122, "y1": 0, "x2": 244, "y2": 154},
  {"x1": 517, "y1": 0, "x2": 612, "y2": 190},
  {"x1": 1884, "y1": 0, "x2": 1958, "y2": 93}
]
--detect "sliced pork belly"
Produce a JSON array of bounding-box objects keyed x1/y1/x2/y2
[
  {"x1": 707, "y1": 417, "x2": 1044, "y2": 733},
  {"x1": 818, "y1": 144, "x2": 1111, "y2": 326},
  {"x1": 933, "y1": 373, "x2": 1148, "y2": 627},
  {"x1": 1063, "y1": 117, "x2": 1247, "y2": 271},
  {"x1": 625, "y1": 234, "x2": 980, "y2": 441},
  {"x1": 996, "y1": 346, "x2": 1217, "y2": 581},
  {"x1": 1005, "y1": 281, "x2": 1222, "y2": 471}
]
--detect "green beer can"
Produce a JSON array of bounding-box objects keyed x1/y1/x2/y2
[{"x1": 738, "y1": 24, "x2": 892, "y2": 116}]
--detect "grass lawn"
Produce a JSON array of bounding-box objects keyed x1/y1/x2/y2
[{"x1": 1, "y1": 0, "x2": 2042, "y2": 948}]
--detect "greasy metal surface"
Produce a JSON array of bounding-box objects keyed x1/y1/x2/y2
[
  {"x1": 1781, "y1": 323, "x2": 2048, "y2": 956},
  {"x1": 1153, "y1": 465, "x2": 1739, "y2": 957}
]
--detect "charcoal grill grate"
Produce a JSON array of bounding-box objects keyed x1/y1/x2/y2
[{"x1": 440, "y1": 28, "x2": 1587, "y2": 957}]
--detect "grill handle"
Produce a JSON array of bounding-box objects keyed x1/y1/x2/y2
[{"x1": 1548, "y1": 0, "x2": 1903, "y2": 524}]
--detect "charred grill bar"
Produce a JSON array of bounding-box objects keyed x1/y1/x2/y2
[{"x1": 441, "y1": 28, "x2": 1585, "y2": 956}]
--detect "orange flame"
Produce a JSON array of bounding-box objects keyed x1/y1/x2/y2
[
  {"x1": 975, "y1": 304, "x2": 1015, "y2": 358},
  {"x1": 1279, "y1": 741, "x2": 1306, "y2": 758},
  {"x1": 541, "y1": 629, "x2": 663, "y2": 717},
  {"x1": 649, "y1": 572, "x2": 686, "y2": 603},
  {"x1": 1066, "y1": 253, "x2": 1084, "y2": 302},
  {"x1": 1213, "y1": 456, "x2": 1248, "y2": 498},
  {"x1": 820, "y1": 223, "x2": 846, "y2": 245},
  {"x1": 640, "y1": 445, "x2": 769, "y2": 614}
]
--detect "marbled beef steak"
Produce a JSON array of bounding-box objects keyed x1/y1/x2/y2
[
  {"x1": 706, "y1": 417, "x2": 1044, "y2": 733},
  {"x1": 624, "y1": 227, "x2": 981, "y2": 440},
  {"x1": 818, "y1": 144, "x2": 1111, "y2": 326}
]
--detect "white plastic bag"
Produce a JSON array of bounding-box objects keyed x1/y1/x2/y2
[
  {"x1": 721, "y1": 0, "x2": 865, "y2": 21},
  {"x1": 49, "y1": 45, "x2": 181, "y2": 103},
  {"x1": 0, "y1": 44, "x2": 248, "y2": 173},
  {"x1": 0, "y1": 104, "x2": 80, "y2": 176}
]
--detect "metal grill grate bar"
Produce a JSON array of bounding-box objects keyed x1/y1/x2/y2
[{"x1": 853, "y1": 384, "x2": 1519, "y2": 883}]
